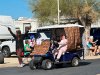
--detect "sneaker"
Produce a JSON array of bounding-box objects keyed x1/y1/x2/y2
[
  {"x1": 98, "y1": 53, "x2": 100, "y2": 55},
  {"x1": 17, "y1": 64, "x2": 22, "y2": 67},
  {"x1": 55, "y1": 59, "x2": 59, "y2": 62},
  {"x1": 18, "y1": 63, "x2": 25, "y2": 67}
]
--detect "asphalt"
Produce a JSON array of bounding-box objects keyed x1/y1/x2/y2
[
  {"x1": 0, "y1": 58, "x2": 100, "y2": 75},
  {"x1": 0, "y1": 55, "x2": 100, "y2": 68}
]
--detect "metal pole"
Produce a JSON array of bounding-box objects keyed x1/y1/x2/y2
[{"x1": 57, "y1": 0, "x2": 60, "y2": 25}]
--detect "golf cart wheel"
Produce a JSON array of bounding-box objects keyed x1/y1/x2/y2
[
  {"x1": 0, "y1": 53, "x2": 4, "y2": 64},
  {"x1": 2, "y1": 46, "x2": 11, "y2": 57},
  {"x1": 42, "y1": 59, "x2": 53, "y2": 70},
  {"x1": 71, "y1": 57, "x2": 79, "y2": 67},
  {"x1": 29, "y1": 60, "x2": 36, "y2": 70}
]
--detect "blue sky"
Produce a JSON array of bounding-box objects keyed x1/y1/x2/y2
[{"x1": 0, "y1": 0, "x2": 32, "y2": 19}]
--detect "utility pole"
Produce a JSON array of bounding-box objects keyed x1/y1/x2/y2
[{"x1": 57, "y1": 0, "x2": 60, "y2": 25}]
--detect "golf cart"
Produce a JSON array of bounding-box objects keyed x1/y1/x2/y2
[{"x1": 29, "y1": 24, "x2": 84, "y2": 70}]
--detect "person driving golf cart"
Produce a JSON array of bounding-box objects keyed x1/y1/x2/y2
[{"x1": 53, "y1": 34, "x2": 68, "y2": 62}]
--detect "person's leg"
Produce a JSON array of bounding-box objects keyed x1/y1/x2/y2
[
  {"x1": 26, "y1": 53, "x2": 31, "y2": 62},
  {"x1": 94, "y1": 46, "x2": 97, "y2": 55},
  {"x1": 97, "y1": 46, "x2": 100, "y2": 54},
  {"x1": 90, "y1": 46, "x2": 97, "y2": 55},
  {"x1": 56, "y1": 47, "x2": 67, "y2": 60},
  {"x1": 89, "y1": 50, "x2": 93, "y2": 56},
  {"x1": 17, "y1": 49, "x2": 23, "y2": 65},
  {"x1": 53, "y1": 51, "x2": 58, "y2": 59},
  {"x1": 56, "y1": 49, "x2": 63, "y2": 60}
]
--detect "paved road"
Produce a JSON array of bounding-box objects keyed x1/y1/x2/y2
[{"x1": 0, "y1": 59, "x2": 100, "y2": 75}]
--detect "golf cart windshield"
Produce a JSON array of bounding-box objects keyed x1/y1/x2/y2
[{"x1": 36, "y1": 30, "x2": 51, "y2": 40}]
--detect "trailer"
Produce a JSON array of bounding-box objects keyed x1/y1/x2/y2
[{"x1": 0, "y1": 16, "x2": 16, "y2": 58}]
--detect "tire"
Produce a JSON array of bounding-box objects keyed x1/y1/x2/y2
[
  {"x1": 0, "y1": 53, "x2": 4, "y2": 64},
  {"x1": 42, "y1": 59, "x2": 53, "y2": 70},
  {"x1": 29, "y1": 60, "x2": 36, "y2": 70},
  {"x1": 2, "y1": 47, "x2": 11, "y2": 57},
  {"x1": 71, "y1": 57, "x2": 79, "y2": 67}
]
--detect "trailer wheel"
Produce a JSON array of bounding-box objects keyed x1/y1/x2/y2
[
  {"x1": 71, "y1": 57, "x2": 79, "y2": 67},
  {"x1": 2, "y1": 47, "x2": 10, "y2": 57},
  {"x1": 42, "y1": 59, "x2": 53, "y2": 70},
  {"x1": 29, "y1": 60, "x2": 36, "y2": 70},
  {"x1": 0, "y1": 53, "x2": 4, "y2": 64}
]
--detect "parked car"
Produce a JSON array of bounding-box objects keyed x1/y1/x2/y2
[{"x1": 0, "y1": 39, "x2": 16, "y2": 57}]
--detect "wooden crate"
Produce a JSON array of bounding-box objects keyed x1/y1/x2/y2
[
  {"x1": 64, "y1": 27, "x2": 81, "y2": 51},
  {"x1": 30, "y1": 40, "x2": 50, "y2": 55}
]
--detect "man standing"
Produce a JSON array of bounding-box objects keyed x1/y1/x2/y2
[{"x1": 8, "y1": 27, "x2": 31, "y2": 67}]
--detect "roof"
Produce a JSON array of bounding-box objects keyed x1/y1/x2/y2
[
  {"x1": 0, "y1": 15, "x2": 14, "y2": 25},
  {"x1": 91, "y1": 25, "x2": 100, "y2": 28},
  {"x1": 37, "y1": 24, "x2": 84, "y2": 30}
]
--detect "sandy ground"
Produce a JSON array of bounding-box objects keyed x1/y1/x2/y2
[
  {"x1": 0, "y1": 55, "x2": 100, "y2": 68},
  {"x1": 0, "y1": 57, "x2": 31, "y2": 68}
]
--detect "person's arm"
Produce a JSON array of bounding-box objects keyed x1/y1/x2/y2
[
  {"x1": 24, "y1": 30, "x2": 29, "y2": 36},
  {"x1": 26, "y1": 47, "x2": 31, "y2": 51},
  {"x1": 24, "y1": 44, "x2": 31, "y2": 51},
  {"x1": 23, "y1": 26, "x2": 31, "y2": 38},
  {"x1": 23, "y1": 26, "x2": 31, "y2": 39},
  {"x1": 58, "y1": 39, "x2": 67, "y2": 45},
  {"x1": 58, "y1": 39, "x2": 67, "y2": 49},
  {"x1": 22, "y1": 30, "x2": 29, "y2": 39},
  {"x1": 32, "y1": 39, "x2": 36, "y2": 47},
  {"x1": 89, "y1": 40, "x2": 96, "y2": 46},
  {"x1": 8, "y1": 27, "x2": 16, "y2": 39}
]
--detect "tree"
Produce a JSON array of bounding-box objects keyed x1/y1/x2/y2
[
  {"x1": 29, "y1": 0, "x2": 58, "y2": 26},
  {"x1": 29, "y1": 0, "x2": 100, "y2": 35},
  {"x1": 29, "y1": 0, "x2": 100, "y2": 55},
  {"x1": 29, "y1": 0, "x2": 100, "y2": 26}
]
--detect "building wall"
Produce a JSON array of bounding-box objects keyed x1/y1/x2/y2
[
  {"x1": 14, "y1": 18, "x2": 39, "y2": 33},
  {"x1": 0, "y1": 15, "x2": 14, "y2": 25}
]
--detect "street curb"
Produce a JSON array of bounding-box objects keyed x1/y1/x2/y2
[{"x1": 84, "y1": 55, "x2": 100, "y2": 60}]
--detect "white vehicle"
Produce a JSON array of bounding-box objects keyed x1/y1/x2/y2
[
  {"x1": 0, "y1": 16, "x2": 16, "y2": 57},
  {"x1": 0, "y1": 32, "x2": 37, "y2": 57},
  {"x1": 0, "y1": 40, "x2": 16, "y2": 57}
]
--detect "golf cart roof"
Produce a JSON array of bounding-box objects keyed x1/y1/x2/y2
[
  {"x1": 37, "y1": 24, "x2": 84, "y2": 30},
  {"x1": 28, "y1": 31, "x2": 37, "y2": 33}
]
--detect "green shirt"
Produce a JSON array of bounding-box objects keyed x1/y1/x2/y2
[{"x1": 24, "y1": 44, "x2": 30, "y2": 56}]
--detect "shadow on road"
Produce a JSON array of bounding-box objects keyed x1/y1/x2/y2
[
  {"x1": 15, "y1": 61, "x2": 92, "y2": 70},
  {"x1": 52, "y1": 61, "x2": 91, "y2": 69},
  {"x1": 0, "y1": 60, "x2": 91, "y2": 70},
  {"x1": 79, "y1": 61, "x2": 91, "y2": 66}
]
